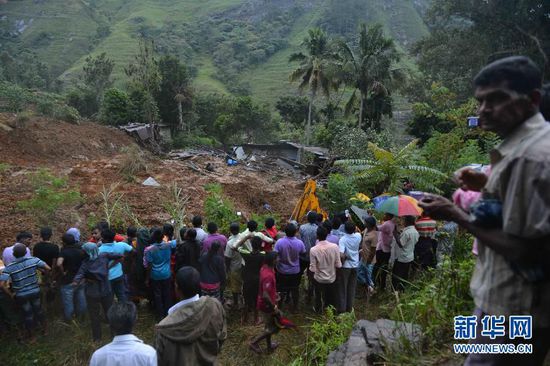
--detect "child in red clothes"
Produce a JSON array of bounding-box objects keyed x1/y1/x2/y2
[{"x1": 250, "y1": 251, "x2": 279, "y2": 354}]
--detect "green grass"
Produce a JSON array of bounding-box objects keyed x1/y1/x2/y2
[{"x1": 3, "y1": 0, "x2": 429, "y2": 104}]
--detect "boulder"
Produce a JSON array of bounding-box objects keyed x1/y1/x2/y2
[{"x1": 326, "y1": 319, "x2": 422, "y2": 366}]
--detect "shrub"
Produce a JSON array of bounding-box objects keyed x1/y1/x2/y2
[
  {"x1": 204, "y1": 183, "x2": 239, "y2": 234},
  {"x1": 118, "y1": 145, "x2": 148, "y2": 181},
  {"x1": 100, "y1": 88, "x2": 130, "y2": 125},
  {"x1": 290, "y1": 307, "x2": 356, "y2": 365},
  {"x1": 17, "y1": 169, "x2": 81, "y2": 225},
  {"x1": 0, "y1": 81, "x2": 30, "y2": 112},
  {"x1": 318, "y1": 173, "x2": 358, "y2": 214}
]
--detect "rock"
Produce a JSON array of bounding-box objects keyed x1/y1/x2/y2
[
  {"x1": 142, "y1": 177, "x2": 161, "y2": 187},
  {"x1": 326, "y1": 319, "x2": 422, "y2": 366}
]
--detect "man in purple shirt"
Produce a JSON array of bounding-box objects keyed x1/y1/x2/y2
[
  {"x1": 201, "y1": 222, "x2": 227, "y2": 256},
  {"x1": 372, "y1": 214, "x2": 398, "y2": 291},
  {"x1": 2, "y1": 232, "x2": 32, "y2": 266},
  {"x1": 274, "y1": 223, "x2": 305, "y2": 311}
]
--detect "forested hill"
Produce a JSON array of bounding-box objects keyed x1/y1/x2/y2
[{"x1": 0, "y1": 0, "x2": 429, "y2": 102}]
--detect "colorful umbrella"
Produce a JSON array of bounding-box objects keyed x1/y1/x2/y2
[
  {"x1": 372, "y1": 194, "x2": 392, "y2": 209},
  {"x1": 376, "y1": 195, "x2": 423, "y2": 217}
]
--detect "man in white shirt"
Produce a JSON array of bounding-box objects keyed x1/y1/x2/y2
[
  {"x1": 192, "y1": 216, "x2": 208, "y2": 244},
  {"x1": 240, "y1": 220, "x2": 273, "y2": 252},
  {"x1": 90, "y1": 302, "x2": 156, "y2": 366},
  {"x1": 337, "y1": 221, "x2": 362, "y2": 313},
  {"x1": 392, "y1": 216, "x2": 419, "y2": 291}
]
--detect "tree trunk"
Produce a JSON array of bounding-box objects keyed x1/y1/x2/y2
[
  {"x1": 306, "y1": 91, "x2": 314, "y2": 146},
  {"x1": 359, "y1": 94, "x2": 364, "y2": 130},
  {"x1": 177, "y1": 101, "x2": 183, "y2": 131}
]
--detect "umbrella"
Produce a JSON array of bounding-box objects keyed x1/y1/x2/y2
[
  {"x1": 376, "y1": 195, "x2": 423, "y2": 217},
  {"x1": 372, "y1": 194, "x2": 392, "y2": 209}
]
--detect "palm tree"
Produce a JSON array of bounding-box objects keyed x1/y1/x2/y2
[
  {"x1": 335, "y1": 140, "x2": 446, "y2": 195},
  {"x1": 289, "y1": 28, "x2": 338, "y2": 146},
  {"x1": 338, "y1": 23, "x2": 403, "y2": 130}
]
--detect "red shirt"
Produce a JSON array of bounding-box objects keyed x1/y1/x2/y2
[
  {"x1": 262, "y1": 227, "x2": 278, "y2": 252},
  {"x1": 88, "y1": 234, "x2": 126, "y2": 243},
  {"x1": 257, "y1": 264, "x2": 276, "y2": 312}
]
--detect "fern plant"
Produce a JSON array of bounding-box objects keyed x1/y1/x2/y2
[{"x1": 335, "y1": 140, "x2": 447, "y2": 195}]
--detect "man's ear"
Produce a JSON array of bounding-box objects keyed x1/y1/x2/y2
[{"x1": 529, "y1": 89, "x2": 542, "y2": 108}]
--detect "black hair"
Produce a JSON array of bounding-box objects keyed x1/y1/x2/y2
[
  {"x1": 285, "y1": 223, "x2": 297, "y2": 237},
  {"x1": 265, "y1": 251, "x2": 277, "y2": 267},
  {"x1": 344, "y1": 221, "x2": 356, "y2": 234},
  {"x1": 316, "y1": 213, "x2": 323, "y2": 223},
  {"x1": 474, "y1": 56, "x2": 542, "y2": 95},
  {"x1": 307, "y1": 211, "x2": 317, "y2": 224},
  {"x1": 97, "y1": 221, "x2": 110, "y2": 232},
  {"x1": 247, "y1": 220, "x2": 258, "y2": 232},
  {"x1": 251, "y1": 236, "x2": 262, "y2": 251},
  {"x1": 332, "y1": 217, "x2": 342, "y2": 230},
  {"x1": 316, "y1": 226, "x2": 328, "y2": 241},
  {"x1": 16, "y1": 231, "x2": 32, "y2": 242},
  {"x1": 365, "y1": 216, "x2": 377, "y2": 231},
  {"x1": 192, "y1": 216, "x2": 202, "y2": 228},
  {"x1": 107, "y1": 302, "x2": 137, "y2": 336},
  {"x1": 40, "y1": 227, "x2": 52, "y2": 241},
  {"x1": 13, "y1": 243, "x2": 27, "y2": 258},
  {"x1": 384, "y1": 213, "x2": 395, "y2": 220},
  {"x1": 229, "y1": 222, "x2": 240, "y2": 235},
  {"x1": 162, "y1": 224, "x2": 174, "y2": 239},
  {"x1": 126, "y1": 226, "x2": 137, "y2": 238},
  {"x1": 176, "y1": 266, "x2": 201, "y2": 299},
  {"x1": 101, "y1": 228, "x2": 116, "y2": 243},
  {"x1": 179, "y1": 227, "x2": 187, "y2": 240},
  {"x1": 322, "y1": 220, "x2": 332, "y2": 232},
  {"x1": 61, "y1": 233, "x2": 76, "y2": 246},
  {"x1": 265, "y1": 217, "x2": 275, "y2": 229},
  {"x1": 403, "y1": 215, "x2": 417, "y2": 226},
  {"x1": 541, "y1": 83, "x2": 550, "y2": 121},
  {"x1": 186, "y1": 228, "x2": 197, "y2": 240},
  {"x1": 207, "y1": 222, "x2": 218, "y2": 234},
  {"x1": 150, "y1": 228, "x2": 163, "y2": 244}
]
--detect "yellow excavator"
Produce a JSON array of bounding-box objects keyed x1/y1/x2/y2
[{"x1": 291, "y1": 179, "x2": 328, "y2": 222}]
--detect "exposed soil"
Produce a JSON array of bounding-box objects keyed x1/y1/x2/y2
[{"x1": 0, "y1": 114, "x2": 302, "y2": 247}]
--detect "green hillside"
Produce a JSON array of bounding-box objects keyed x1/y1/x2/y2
[{"x1": 0, "y1": 0, "x2": 429, "y2": 104}]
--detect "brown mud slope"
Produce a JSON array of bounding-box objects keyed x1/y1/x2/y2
[{"x1": 0, "y1": 115, "x2": 302, "y2": 246}]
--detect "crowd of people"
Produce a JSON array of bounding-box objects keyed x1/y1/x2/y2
[
  {"x1": 0, "y1": 208, "x2": 450, "y2": 364},
  {"x1": 1, "y1": 55, "x2": 550, "y2": 365}
]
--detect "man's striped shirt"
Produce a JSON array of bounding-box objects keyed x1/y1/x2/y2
[{"x1": 0, "y1": 256, "x2": 46, "y2": 297}]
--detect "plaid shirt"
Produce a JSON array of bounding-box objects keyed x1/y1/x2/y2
[
  {"x1": 0, "y1": 256, "x2": 46, "y2": 297},
  {"x1": 472, "y1": 113, "x2": 550, "y2": 326}
]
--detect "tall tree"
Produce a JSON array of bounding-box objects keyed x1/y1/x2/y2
[
  {"x1": 289, "y1": 28, "x2": 338, "y2": 146},
  {"x1": 338, "y1": 23, "x2": 402, "y2": 131},
  {"x1": 82, "y1": 52, "x2": 114, "y2": 103},
  {"x1": 156, "y1": 55, "x2": 193, "y2": 134},
  {"x1": 124, "y1": 38, "x2": 161, "y2": 123},
  {"x1": 415, "y1": 0, "x2": 550, "y2": 99}
]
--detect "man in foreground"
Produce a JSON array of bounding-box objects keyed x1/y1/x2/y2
[
  {"x1": 420, "y1": 56, "x2": 550, "y2": 365},
  {"x1": 156, "y1": 266, "x2": 226, "y2": 365},
  {"x1": 89, "y1": 302, "x2": 157, "y2": 366}
]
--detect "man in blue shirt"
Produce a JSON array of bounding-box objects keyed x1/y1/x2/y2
[
  {"x1": 0, "y1": 244, "x2": 51, "y2": 340},
  {"x1": 146, "y1": 228, "x2": 177, "y2": 319},
  {"x1": 338, "y1": 221, "x2": 361, "y2": 313},
  {"x1": 299, "y1": 211, "x2": 319, "y2": 303},
  {"x1": 98, "y1": 229, "x2": 134, "y2": 303}
]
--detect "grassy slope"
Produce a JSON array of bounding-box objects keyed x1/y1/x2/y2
[{"x1": 1, "y1": 0, "x2": 428, "y2": 103}]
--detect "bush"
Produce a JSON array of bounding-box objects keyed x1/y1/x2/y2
[
  {"x1": 0, "y1": 82, "x2": 30, "y2": 112},
  {"x1": 204, "y1": 183, "x2": 239, "y2": 234},
  {"x1": 318, "y1": 173, "x2": 358, "y2": 214},
  {"x1": 171, "y1": 133, "x2": 219, "y2": 149},
  {"x1": 17, "y1": 169, "x2": 81, "y2": 225},
  {"x1": 65, "y1": 87, "x2": 99, "y2": 117},
  {"x1": 290, "y1": 307, "x2": 356, "y2": 365},
  {"x1": 100, "y1": 88, "x2": 130, "y2": 125}
]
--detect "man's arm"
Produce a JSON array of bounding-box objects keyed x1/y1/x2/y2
[
  {"x1": 256, "y1": 232, "x2": 274, "y2": 244},
  {"x1": 420, "y1": 195, "x2": 550, "y2": 263}
]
